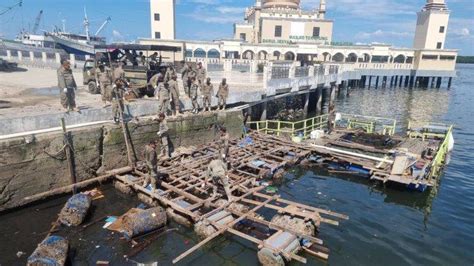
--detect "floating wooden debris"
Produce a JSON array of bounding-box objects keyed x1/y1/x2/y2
[
  {"x1": 112, "y1": 131, "x2": 349, "y2": 264},
  {"x1": 247, "y1": 114, "x2": 454, "y2": 192}
]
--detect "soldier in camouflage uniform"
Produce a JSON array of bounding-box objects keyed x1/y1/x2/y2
[
  {"x1": 168, "y1": 75, "x2": 181, "y2": 116},
  {"x1": 190, "y1": 77, "x2": 200, "y2": 114},
  {"x1": 217, "y1": 78, "x2": 229, "y2": 110},
  {"x1": 196, "y1": 62, "x2": 207, "y2": 85},
  {"x1": 57, "y1": 59, "x2": 78, "y2": 112},
  {"x1": 96, "y1": 63, "x2": 113, "y2": 107},
  {"x1": 158, "y1": 81, "x2": 171, "y2": 115},
  {"x1": 111, "y1": 79, "x2": 128, "y2": 123},
  {"x1": 156, "y1": 113, "x2": 170, "y2": 158},
  {"x1": 143, "y1": 140, "x2": 158, "y2": 192},
  {"x1": 201, "y1": 77, "x2": 214, "y2": 112}
]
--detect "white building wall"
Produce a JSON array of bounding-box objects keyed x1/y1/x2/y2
[{"x1": 150, "y1": 0, "x2": 176, "y2": 40}]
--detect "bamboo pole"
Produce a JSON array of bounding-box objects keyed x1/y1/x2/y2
[{"x1": 22, "y1": 166, "x2": 132, "y2": 203}]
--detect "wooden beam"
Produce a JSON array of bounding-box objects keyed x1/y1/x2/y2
[{"x1": 172, "y1": 194, "x2": 275, "y2": 264}]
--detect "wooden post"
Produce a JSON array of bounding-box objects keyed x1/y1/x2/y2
[
  {"x1": 118, "y1": 102, "x2": 137, "y2": 167},
  {"x1": 61, "y1": 118, "x2": 76, "y2": 193}
]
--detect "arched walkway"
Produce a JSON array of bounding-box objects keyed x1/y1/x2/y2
[
  {"x1": 257, "y1": 50, "x2": 268, "y2": 60},
  {"x1": 346, "y1": 53, "x2": 358, "y2": 63},
  {"x1": 193, "y1": 48, "x2": 206, "y2": 58},
  {"x1": 284, "y1": 51, "x2": 295, "y2": 61},
  {"x1": 393, "y1": 54, "x2": 406, "y2": 63},
  {"x1": 207, "y1": 49, "x2": 220, "y2": 59},
  {"x1": 273, "y1": 51, "x2": 282, "y2": 60},
  {"x1": 332, "y1": 52, "x2": 345, "y2": 62},
  {"x1": 322, "y1": 52, "x2": 332, "y2": 62},
  {"x1": 242, "y1": 50, "x2": 255, "y2": 60},
  {"x1": 359, "y1": 53, "x2": 371, "y2": 62}
]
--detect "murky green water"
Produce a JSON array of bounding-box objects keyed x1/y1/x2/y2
[{"x1": 1, "y1": 65, "x2": 473, "y2": 265}]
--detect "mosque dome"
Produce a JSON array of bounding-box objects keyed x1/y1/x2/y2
[{"x1": 262, "y1": 0, "x2": 300, "y2": 9}]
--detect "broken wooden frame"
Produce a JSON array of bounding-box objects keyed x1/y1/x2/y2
[{"x1": 112, "y1": 132, "x2": 349, "y2": 264}]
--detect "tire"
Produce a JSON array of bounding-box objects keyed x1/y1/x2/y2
[{"x1": 88, "y1": 81, "x2": 99, "y2": 94}]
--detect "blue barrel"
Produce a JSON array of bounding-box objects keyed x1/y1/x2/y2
[
  {"x1": 58, "y1": 193, "x2": 92, "y2": 226},
  {"x1": 27, "y1": 235, "x2": 69, "y2": 266}
]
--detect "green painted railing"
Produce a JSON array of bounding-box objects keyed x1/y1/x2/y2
[
  {"x1": 247, "y1": 115, "x2": 329, "y2": 139},
  {"x1": 338, "y1": 113, "x2": 397, "y2": 136},
  {"x1": 428, "y1": 125, "x2": 453, "y2": 179}
]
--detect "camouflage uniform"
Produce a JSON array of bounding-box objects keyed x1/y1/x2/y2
[
  {"x1": 158, "y1": 82, "x2": 170, "y2": 115},
  {"x1": 168, "y1": 79, "x2": 181, "y2": 115},
  {"x1": 190, "y1": 80, "x2": 200, "y2": 112},
  {"x1": 57, "y1": 66, "x2": 77, "y2": 111},
  {"x1": 143, "y1": 144, "x2": 158, "y2": 190},
  {"x1": 196, "y1": 66, "x2": 207, "y2": 85},
  {"x1": 201, "y1": 81, "x2": 214, "y2": 111},
  {"x1": 181, "y1": 64, "x2": 192, "y2": 96},
  {"x1": 206, "y1": 159, "x2": 232, "y2": 200},
  {"x1": 97, "y1": 67, "x2": 113, "y2": 103},
  {"x1": 157, "y1": 118, "x2": 170, "y2": 158},
  {"x1": 111, "y1": 82, "x2": 126, "y2": 122},
  {"x1": 218, "y1": 132, "x2": 230, "y2": 161},
  {"x1": 164, "y1": 67, "x2": 176, "y2": 83},
  {"x1": 217, "y1": 82, "x2": 229, "y2": 110}
]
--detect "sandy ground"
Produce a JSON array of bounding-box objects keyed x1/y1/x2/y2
[
  {"x1": 0, "y1": 67, "x2": 102, "y2": 118},
  {"x1": 0, "y1": 66, "x2": 265, "y2": 119}
]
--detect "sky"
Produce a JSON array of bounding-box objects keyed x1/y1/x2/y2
[{"x1": 0, "y1": 0, "x2": 473, "y2": 55}]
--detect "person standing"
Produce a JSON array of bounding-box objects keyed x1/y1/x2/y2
[
  {"x1": 97, "y1": 63, "x2": 113, "y2": 107},
  {"x1": 206, "y1": 156, "x2": 233, "y2": 201},
  {"x1": 201, "y1": 77, "x2": 214, "y2": 112},
  {"x1": 156, "y1": 113, "x2": 170, "y2": 158},
  {"x1": 149, "y1": 70, "x2": 165, "y2": 99},
  {"x1": 164, "y1": 66, "x2": 176, "y2": 83},
  {"x1": 143, "y1": 140, "x2": 159, "y2": 192},
  {"x1": 169, "y1": 75, "x2": 181, "y2": 116},
  {"x1": 111, "y1": 79, "x2": 127, "y2": 123},
  {"x1": 158, "y1": 81, "x2": 171, "y2": 115},
  {"x1": 217, "y1": 78, "x2": 229, "y2": 110},
  {"x1": 190, "y1": 77, "x2": 200, "y2": 114},
  {"x1": 218, "y1": 126, "x2": 230, "y2": 162},
  {"x1": 113, "y1": 61, "x2": 126, "y2": 82},
  {"x1": 181, "y1": 62, "x2": 193, "y2": 97},
  {"x1": 57, "y1": 59, "x2": 78, "y2": 112},
  {"x1": 196, "y1": 62, "x2": 207, "y2": 85}
]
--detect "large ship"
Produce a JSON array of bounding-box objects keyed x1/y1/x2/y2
[{"x1": 1, "y1": 6, "x2": 110, "y2": 56}]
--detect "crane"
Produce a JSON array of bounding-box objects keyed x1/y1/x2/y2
[
  {"x1": 0, "y1": 0, "x2": 23, "y2": 16},
  {"x1": 32, "y1": 10, "x2": 43, "y2": 34},
  {"x1": 83, "y1": 7, "x2": 90, "y2": 41},
  {"x1": 95, "y1": 16, "x2": 111, "y2": 36}
]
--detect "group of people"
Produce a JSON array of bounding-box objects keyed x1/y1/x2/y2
[
  {"x1": 143, "y1": 124, "x2": 233, "y2": 201},
  {"x1": 181, "y1": 62, "x2": 230, "y2": 114},
  {"x1": 57, "y1": 59, "x2": 128, "y2": 123},
  {"x1": 153, "y1": 61, "x2": 230, "y2": 116}
]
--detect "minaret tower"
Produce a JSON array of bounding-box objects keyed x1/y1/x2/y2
[
  {"x1": 413, "y1": 0, "x2": 450, "y2": 49},
  {"x1": 319, "y1": 0, "x2": 326, "y2": 19}
]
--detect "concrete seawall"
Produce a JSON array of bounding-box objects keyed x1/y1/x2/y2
[{"x1": 0, "y1": 111, "x2": 243, "y2": 211}]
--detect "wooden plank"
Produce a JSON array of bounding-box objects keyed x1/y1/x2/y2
[{"x1": 172, "y1": 195, "x2": 276, "y2": 264}]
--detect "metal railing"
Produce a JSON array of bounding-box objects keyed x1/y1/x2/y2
[
  {"x1": 407, "y1": 121, "x2": 452, "y2": 141},
  {"x1": 295, "y1": 66, "x2": 309, "y2": 77},
  {"x1": 337, "y1": 113, "x2": 397, "y2": 136},
  {"x1": 428, "y1": 125, "x2": 453, "y2": 179},
  {"x1": 247, "y1": 115, "x2": 329, "y2": 139}
]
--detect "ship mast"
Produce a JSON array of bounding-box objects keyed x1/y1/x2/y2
[{"x1": 83, "y1": 7, "x2": 90, "y2": 41}]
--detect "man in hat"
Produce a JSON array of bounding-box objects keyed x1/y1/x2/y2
[{"x1": 57, "y1": 59, "x2": 79, "y2": 112}]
